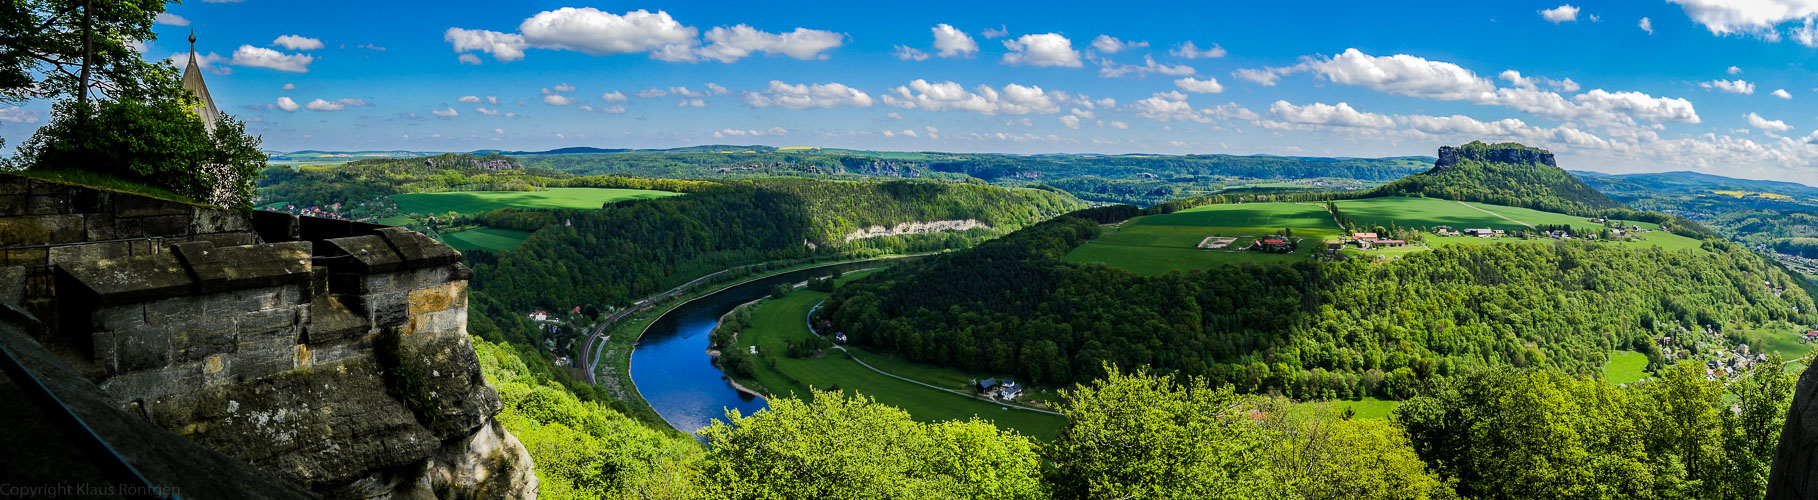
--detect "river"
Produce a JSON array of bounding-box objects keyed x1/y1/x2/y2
[{"x1": 628, "y1": 258, "x2": 915, "y2": 436}]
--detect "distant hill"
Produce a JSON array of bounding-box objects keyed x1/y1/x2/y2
[
  {"x1": 1365, "y1": 141, "x2": 1623, "y2": 215},
  {"x1": 1574, "y1": 170, "x2": 1818, "y2": 199}
]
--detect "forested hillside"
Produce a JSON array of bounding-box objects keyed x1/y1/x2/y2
[
  {"x1": 1367, "y1": 141, "x2": 1623, "y2": 216},
  {"x1": 470, "y1": 179, "x2": 1082, "y2": 315},
  {"x1": 821, "y1": 209, "x2": 1815, "y2": 400}
]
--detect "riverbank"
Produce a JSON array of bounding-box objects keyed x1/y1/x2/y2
[
  {"x1": 722, "y1": 273, "x2": 1068, "y2": 440},
  {"x1": 589, "y1": 254, "x2": 932, "y2": 436}
]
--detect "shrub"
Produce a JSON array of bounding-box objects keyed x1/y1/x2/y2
[{"x1": 8, "y1": 98, "x2": 265, "y2": 208}]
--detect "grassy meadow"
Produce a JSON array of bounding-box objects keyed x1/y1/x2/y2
[
  {"x1": 391, "y1": 187, "x2": 679, "y2": 215},
  {"x1": 1063, "y1": 202, "x2": 1340, "y2": 275},
  {"x1": 729, "y1": 272, "x2": 1066, "y2": 440},
  {"x1": 1603, "y1": 351, "x2": 1652, "y2": 384}
]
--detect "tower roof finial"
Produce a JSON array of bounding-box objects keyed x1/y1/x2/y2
[{"x1": 188, "y1": 30, "x2": 196, "y2": 50}]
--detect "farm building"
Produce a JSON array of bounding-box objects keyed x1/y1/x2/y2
[
  {"x1": 1250, "y1": 238, "x2": 1294, "y2": 253},
  {"x1": 1351, "y1": 232, "x2": 1378, "y2": 240},
  {"x1": 1462, "y1": 228, "x2": 1500, "y2": 238}
]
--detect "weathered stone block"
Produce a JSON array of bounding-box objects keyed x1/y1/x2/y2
[
  {"x1": 0, "y1": 195, "x2": 24, "y2": 216},
  {"x1": 0, "y1": 214, "x2": 83, "y2": 246},
  {"x1": 367, "y1": 293, "x2": 409, "y2": 329},
  {"x1": 27, "y1": 194, "x2": 68, "y2": 215},
  {"x1": 0, "y1": 266, "x2": 23, "y2": 306},
  {"x1": 115, "y1": 194, "x2": 191, "y2": 218},
  {"x1": 318, "y1": 235, "x2": 402, "y2": 274},
  {"x1": 174, "y1": 315, "x2": 237, "y2": 363},
  {"x1": 305, "y1": 296, "x2": 367, "y2": 345},
  {"x1": 172, "y1": 241, "x2": 229, "y2": 292},
  {"x1": 404, "y1": 308, "x2": 466, "y2": 339},
  {"x1": 70, "y1": 188, "x2": 111, "y2": 213},
  {"x1": 209, "y1": 286, "x2": 301, "y2": 315},
  {"x1": 48, "y1": 241, "x2": 131, "y2": 266},
  {"x1": 5, "y1": 247, "x2": 47, "y2": 267},
  {"x1": 238, "y1": 307, "x2": 298, "y2": 334},
  {"x1": 139, "y1": 214, "x2": 191, "y2": 237},
  {"x1": 193, "y1": 207, "x2": 252, "y2": 234},
  {"x1": 58, "y1": 252, "x2": 193, "y2": 305},
  {"x1": 0, "y1": 175, "x2": 27, "y2": 195},
  {"x1": 117, "y1": 327, "x2": 171, "y2": 373},
  {"x1": 144, "y1": 296, "x2": 205, "y2": 328},
  {"x1": 84, "y1": 211, "x2": 118, "y2": 240},
  {"x1": 214, "y1": 242, "x2": 311, "y2": 290},
  {"x1": 376, "y1": 227, "x2": 460, "y2": 268},
  {"x1": 407, "y1": 282, "x2": 466, "y2": 316},
  {"x1": 92, "y1": 304, "x2": 145, "y2": 332}
]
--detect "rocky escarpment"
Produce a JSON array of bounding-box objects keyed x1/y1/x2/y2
[
  {"x1": 1768, "y1": 362, "x2": 1818, "y2": 498},
  {"x1": 842, "y1": 219, "x2": 988, "y2": 243},
  {"x1": 1433, "y1": 141, "x2": 1557, "y2": 170},
  {"x1": 0, "y1": 174, "x2": 534, "y2": 498}
]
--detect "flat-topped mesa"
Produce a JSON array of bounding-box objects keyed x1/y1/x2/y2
[{"x1": 1434, "y1": 141, "x2": 1557, "y2": 170}]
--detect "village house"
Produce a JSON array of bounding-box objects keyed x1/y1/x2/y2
[
  {"x1": 835, "y1": 332, "x2": 848, "y2": 343},
  {"x1": 1351, "y1": 232, "x2": 1378, "y2": 241},
  {"x1": 1462, "y1": 228, "x2": 1498, "y2": 238},
  {"x1": 975, "y1": 378, "x2": 1023, "y2": 400},
  {"x1": 1251, "y1": 237, "x2": 1294, "y2": 253},
  {"x1": 528, "y1": 310, "x2": 548, "y2": 321},
  {"x1": 1433, "y1": 226, "x2": 1461, "y2": 237}
]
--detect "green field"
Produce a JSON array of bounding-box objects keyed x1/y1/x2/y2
[
  {"x1": 391, "y1": 187, "x2": 679, "y2": 215},
  {"x1": 1603, "y1": 351, "x2": 1651, "y2": 384},
  {"x1": 375, "y1": 215, "x2": 417, "y2": 226},
  {"x1": 730, "y1": 275, "x2": 1065, "y2": 440},
  {"x1": 1064, "y1": 202, "x2": 1341, "y2": 275},
  {"x1": 1325, "y1": 397, "x2": 1400, "y2": 420},
  {"x1": 1334, "y1": 197, "x2": 1656, "y2": 232},
  {"x1": 439, "y1": 227, "x2": 532, "y2": 253}
]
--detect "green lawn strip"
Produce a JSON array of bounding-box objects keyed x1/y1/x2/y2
[
  {"x1": 439, "y1": 227, "x2": 532, "y2": 252},
  {"x1": 1603, "y1": 350, "x2": 1651, "y2": 384},
  {"x1": 391, "y1": 187, "x2": 679, "y2": 215},
  {"x1": 731, "y1": 288, "x2": 1065, "y2": 440},
  {"x1": 374, "y1": 215, "x2": 417, "y2": 226},
  {"x1": 1743, "y1": 328, "x2": 1815, "y2": 361}
]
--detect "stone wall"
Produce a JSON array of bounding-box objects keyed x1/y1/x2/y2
[
  {"x1": 0, "y1": 177, "x2": 535, "y2": 498},
  {"x1": 0, "y1": 174, "x2": 259, "y2": 362}
]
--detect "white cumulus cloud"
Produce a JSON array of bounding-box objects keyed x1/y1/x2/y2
[
  {"x1": 697, "y1": 25, "x2": 844, "y2": 63},
  {"x1": 1640, "y1": 17, "x2": 1654, "y2": 34},
  {"x1": 743, "y1": 81, "x2": 873, "y2": 109},
  {"x1": 1090, "y1": 35, "x2": 1147, "y2": 54},
  {"x1": 275, "y1": 97, "x2": 300, "y2": 112},
  {"x1": 1702, "y1": 79, "x2": 1756, "y2": 94},
  {"x1": 1746, "y1": 112, "x2": 1794, "y2": 132},
  {"x1": 932, "y1": 24, "x2": 978, "y2": 57},
  {"x1": 432, "y1": 107, "x2": 459, "y2": 117},
  {"x1": 155, "y1": 13, "x2": 189, "y2": 26},
  {"x1": 1002, "y1": 33, "x2": 1082, "y2": 67},
  {"x1": 1541, "y1": 5, "x2": 1581, "y2": 23},
  {"x1": 1268, "y1": 101, "x2": 1397, "y2": 128},
  {"x1": 304, "y1": 98, "x2": 367, "y2": 111},
  {"x1": 881, "y1": 80, "x2": 1070, "y2": 115},
  {"x1": 1773, "y1": 88, "x2": 1793, "y2": 99},
  {"x1": 1175, "y1": 76, "x2": 1224, "y2": 93},
  {"x1": 272, "y1": 35, "x2": 324, "y2": 51},
  {"x1": 231, "y1": 45, "x2": 313, "y2": 72},
  {"x1": 1170, "y1": 41, "x2": 1226, "y2": 59},
  {"x1": 1666, "y1": 0, "x2": 1818, "y2": 38}
]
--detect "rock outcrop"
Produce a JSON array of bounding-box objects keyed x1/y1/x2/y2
[
  {"x1": 1768, "y1": 362, "x2": 1818, "y2": 498},
  {"x1": 842, "y1": 219, "x2": 988, "y2": 243},
  {"x1": 0, "y1": 174, "x2": 535, "y2": 498},
  {"x1": 1434, "y1": 142, "x2": 1556, "y2": 169}
]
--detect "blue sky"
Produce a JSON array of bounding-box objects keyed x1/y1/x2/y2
[{"x1": 4, "y1": 1, "x2": 1818, "y2": 181}]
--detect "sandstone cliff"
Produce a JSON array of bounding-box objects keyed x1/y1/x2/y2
[
  {"x1": 1768, "y1": 362, "x2": 1818, "y2": 498},
  {"x1": 0, "y1": 174, "x2": 535, "y2": 498}
]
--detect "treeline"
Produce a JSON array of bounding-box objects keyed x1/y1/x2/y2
[
  {"x1": 819, "y1": 212, "x2": 1815, "y2": 399},
  {"x1": 480, "y1": 331, "x2": 1798, "y2": 499}
]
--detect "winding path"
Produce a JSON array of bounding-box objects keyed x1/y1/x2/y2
[{"x1": 804, "y1": 300, "x2": 1065, "y2": 417}]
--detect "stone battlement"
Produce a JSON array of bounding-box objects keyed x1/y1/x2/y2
[{"x1": 0, "y1": 175, "x2": 534, "y2": 497}]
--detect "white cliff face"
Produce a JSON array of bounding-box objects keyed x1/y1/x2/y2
[{"x1": 842, "y1": 219, "x2": 989, "y2": 243}]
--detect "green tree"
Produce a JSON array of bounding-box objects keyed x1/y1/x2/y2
[
  {"x1": 9, "y1": 97, "x2": 265, "y2": 208},
  {"x1": 1, "y1": 0, "x2": 179, "y2": 104},
  {"x1": 1044, "y1": 366, "x2": 1273, "y2": 499},
  {"x1": 697, "y1": 390, "x2": 1044, "y2": 499},
  {"x1": 1720, "y1": 353, "x2": 1797, "y2": 499}
]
